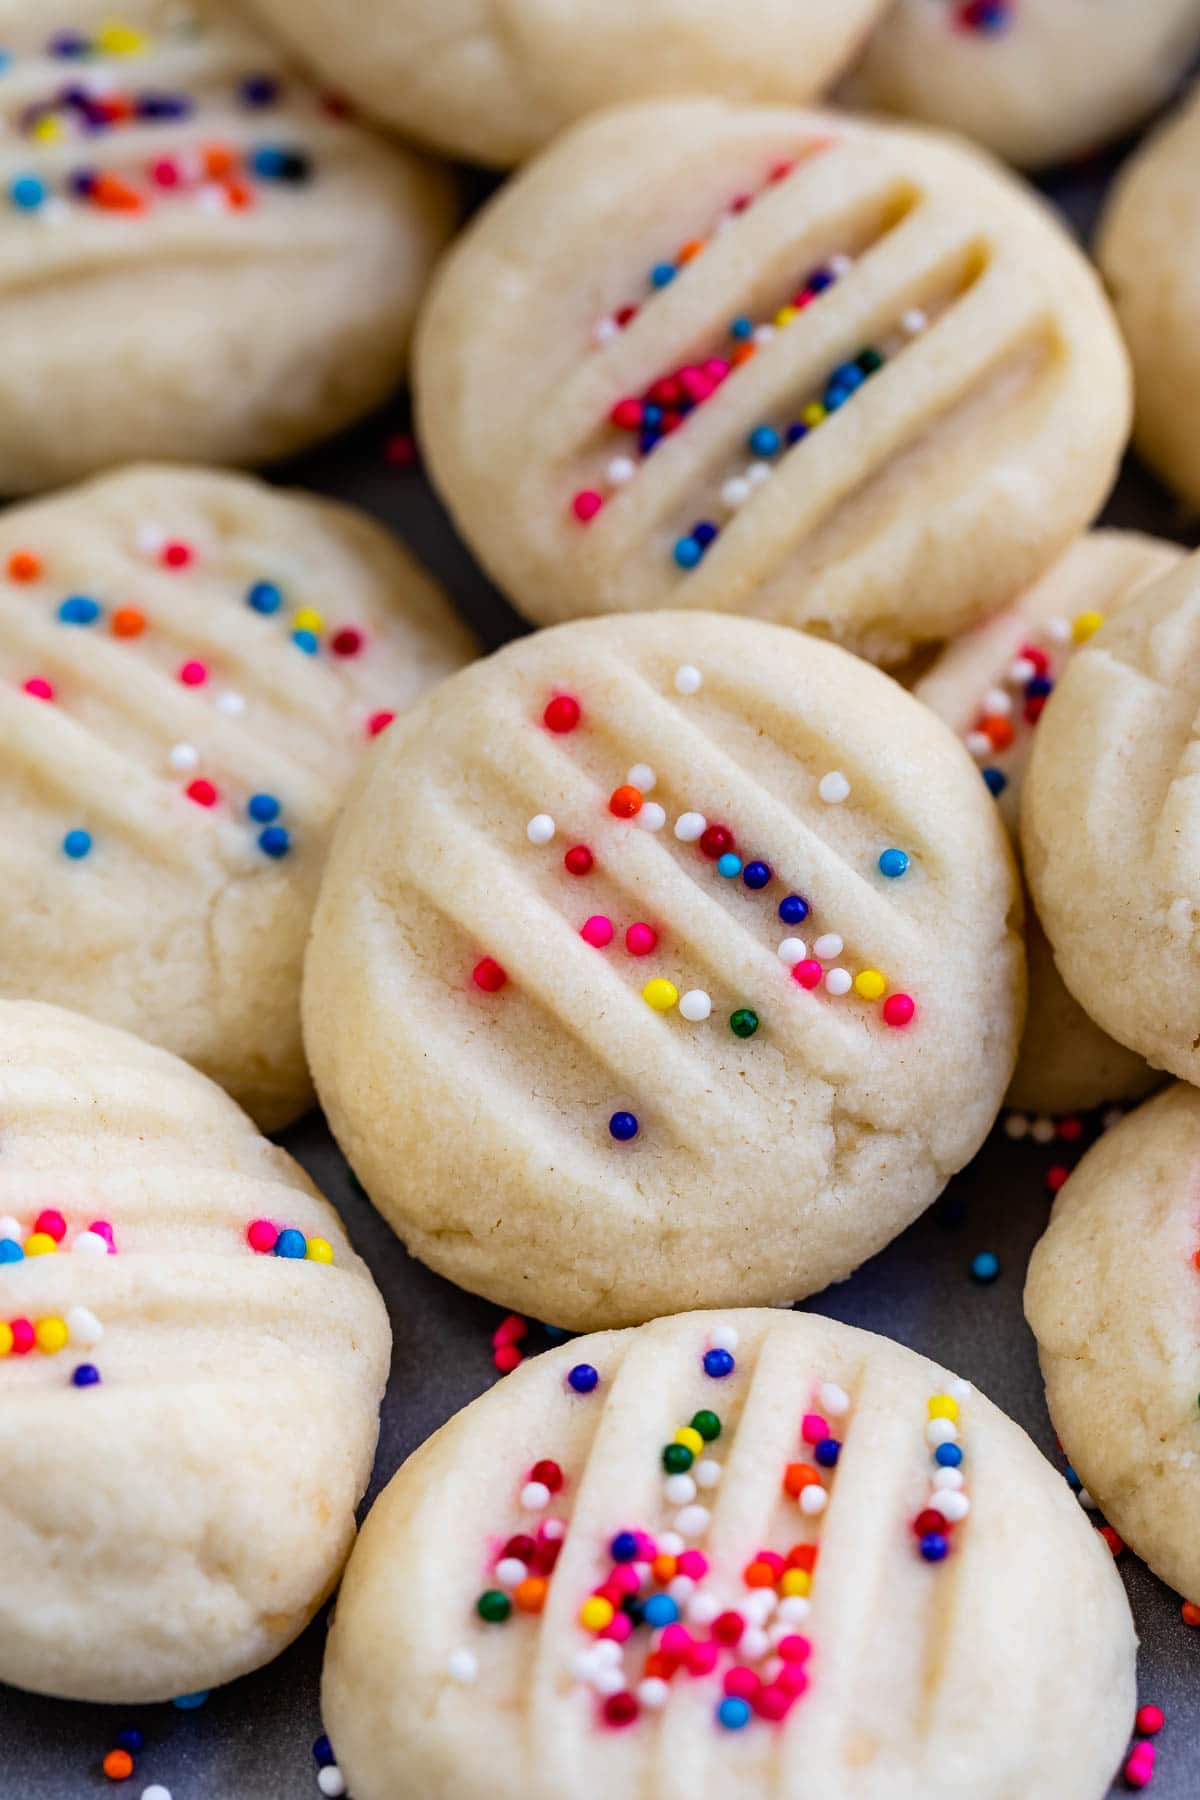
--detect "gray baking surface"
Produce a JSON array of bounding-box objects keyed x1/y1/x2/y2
[{"x1": 4, "y1": 135, "x2": 1199, "y2": 1798}]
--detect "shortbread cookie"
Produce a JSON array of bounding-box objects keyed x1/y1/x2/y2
[
  {"x1": 0, "y1": 1, "x2": 455, "y2": 492},
  {"x1": 1022, "y1": 551, "x2": 1200, "y2": 1088},
  {"x1": 849, "y1": 0, "x2": 1200, "y2": 169},
  {"x1": 0, "y1": 999, "x2": 391, "y2": 1703},
  {"x1": 323, "y1": 1309, "x2": 1136, "y2": 1800},
  {"x1": 242, "y1": 0, "x2": 887, "y2": 168},
  {"x1": 916, "y1": 530, "x2": 1180, "y2": 1113},
  {"x1": 304, "y1": 612, "x2": 1024, "y2": 1329},
  {"x1": 415, "y1": 102, "x2": 1130, "y2": 664},
  {"x1": 1026, "y1": 1082, "x2": 1200, "y2": 1601},
  {"x1": 1098, "y1": 85, "x2": 1200, "y2": 509},
  {"x1": 0, "y1": 464, "x2": 475, "y2": 1128}
]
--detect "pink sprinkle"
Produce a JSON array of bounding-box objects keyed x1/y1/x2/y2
[
  {"x1": 1136, "y1": 1706, "x2": 1165, "y2": 1737},
  {"x1": 801, "y1": 1413, "x2": 828, "y2": 1445},
  {"x1": 34, "y1": 1208, "x2": 66, "y2": 1242},
  {"x1": 634, "y1": 1531, "x2": 658, "y2": 1560},
  {"x1": 609, "y1": 1565, "x2": 640, "y2": 1596},
  {"x1": 625, "y1": 922, "x2": 657, "y2": 957},
  {"x1": 776, "y1": 1662, "x2": 810, "y2": 1697},
  {"x1": 493, "y1": 1344, "x2": 522, "y2": 1373},
  {"x1": 677, "y1": 1550, "x2": 708, "y2": 1579},
  {"x1": 178, "y1": 660, "x2": 207, "y2": 687},
  {"x1": 88, "y1": 1219, "x2": 115, "y2": 1250},
  {"x1": 724, "y1": 1666, "x2": 760, "y2": 1700},
  {"x1": 162, "y1": 541, "x2": 193, "y2": 569},
  {"x1": 368, "y1": 710, "x2": 395, "y2": 737},
  {"x1": 492, "y1": 1313, "x2": 528, "y2": 1348},
  {"x1": 777, "y1": 1634, "x2": 812, "y2": 1664},
  {"x1": 23, "y1": 677, "x2": 53, "y2": 700},
  {"x1": 246, "y1": 1219, "x2": 278, "y2": 1253},
  {"x1": 580, "y1": 915, "x2": 614, "y2": 949},
  {"x1": 1124, "y1": 1742, "x2": 1155, "y2": 1788},
  {"x1": 151, "y1": 157, "x2": 180, "y2": 187},
  {"x1": 793, "y1": 959, "x2": 822, "y2": 990},
  {"x1": 687, "y1": 1639, "x2": 719, "y2": 1676},
  {"x1": 883, "y1": 993, "x2": 916, "y2": 1028},
  {"x1": 659, "y1": 1624, "x2": 692, "y2": 1658},
  {"x1": 754, "y1": 1685, "x2": 792, "y2": 1721},
  {"x1": 599, "y1": 1612, "x2": 633, "y2": 1643},
  {"x1": 572, "y1": 490, "x2": 603, "y2": 523}
]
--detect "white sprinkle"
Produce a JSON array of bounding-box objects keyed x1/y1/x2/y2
[
  {"x1": 777, "y1": 1596, "x2": 810, "y2": 1624},
  {"x1": 1007, "y1": 656, "x2": 1036, "y2": 686},
  {"x1": 71, "y1": 1230, "x2": 109, "y2": 1258},
  {"x1": 66, "y1": 1306, "x2": 103, "y2": 1348},
  {"x1": 593, "y1": 317, "x2": 620, "y2": 346},
  {"x1": 742, "y1": 1589, "x2": 777, "y2": 1624},
  {"x1": 825, "y1": 968, "x2": 852, "y2": 996},
  {"x1": 0, "y1": 1216, "x2": 20, "y2": 1242},
  {"x1": 933, "y1": 1467, "x2": 965, "y2": 1492},
  {"x1": 813, "y1": 933, "x2": 843, "y2": 960},
  {"x1": 637, "y1": 802, "x2": 667, "y2": 832},
  {"x1": 679, "y1": 989, "x2": 712, "y2": 1022},
  {"x1": 926, "y1": 1419, "x2": 957, "y2": 1448},
  {"x1": 694, "y1": 1458, "x2": 721, "y2": 1489},
  {"x1": 1030, "y1": 1117, "x2": 1056, "y2": 1145},
  {"x1": 753, "y1": 323, "x2": 777, "y2": 346},
  {"x1": 607, "y1": 454, "x2": 635, "y2": 485},
  {"x1": 520, "y1": 1480, "x2": 550, "y2": 1510},
  {"x1": 526, "y1": 815, "x2": 555, "y2": 846},
  {"x1": 1078, "y1": 1488, "x2": 1096, "y2": 1511},
  {"x1": 675, "y1": 1504, "x2": 711, "y2": 1539},
  {"x1": 711, "y1": 1324, "x2": 739, "y2": 1352},
  {"x1": 799, "y1": 1484, "x2": 828, "y2": 1516},
  {"x1": 494, "y1": 1557, "x2": 526, "y2": 1589},
  {"x1": 746, "y1": 460, "x2": 772, "y2": 488},
  {"x1": 674, "y1": 665, "x2": 702, "y2": 696},
  {"x1": 932, "y1": 1490, "x2": 970, "y2": 1523},
  {"x1": 667, "y1": 1574, "x2": 696, "y2": 1603},
  {"x1": 965, "y1": 731, "x2": 992, "y2": 760},
  {"x1": 594, "y1": 1665, "x2": 625, "y2": 1696},
  {"x1": 900, "y1": 307, "x2": 927, "y2": 336},
  {"x1": 721, "y1": 477, "x2": 751, "y2": 510},
  {"x1": 664, "y1": 1473, "x2": 697, "y2": 1505},
  {"x1": 316, "y1": 1769, "x2": 347, "y2": 1796},
  {"x1": 1046, "y1": 616, "x2": 1072, "y2": 644},
  {"x1": 983, "y1": 688, "x2": 1012, "y2": 716},
  {"x1": 447, "y1": 1649, "x2": 478, "y2": 1683},
  {"x1": 195, "y1": 182, "x2": 226, "y2": 213},
  {"x1": 1003, "y1": 1112, "x2": 1029, "y2": 1140},
  {"x1": 659, "y1": 1531, "x2": 685, "y2": 1556},
  {"x1": 572, "y1": 1648, "x2": 597, "y2": 1681},
  {"x1": 674, "y1": 811, "x2": 706, "y2": 841},
  {"x1": 627, "y1": 764, "x2": 656, "y2": 792},
  {"x1": 951, "y1": 1378, "x2": 973, "y2": 1398},
  {"x1": 1102, "y1": 1107, "x2": 1126, "y2": 1132},
  {"x1": 777, "y1": 937, "x2": 807, "y2": 966},
  {"x1": 541, "y1": 1516, "x2": 566, "y2": 1541},
  {"x1": 686, "y1": 1593, "x2": 720, "y2": 1627},
  {"x1": 141, "y1": 1788, "x2": 173, "y2": 1800},
  {"x1": 136, "y1": 524, "x2": 166, "y2": 556},
  {"x1": 39, "y1": 197, "x2": 69, "y2": 226},
  {"x1": 168, "y1": 743, "x2": 199, "y2": 773},
  {"x1": 637, "y1": 1677, "x2": 669, "y2": 1708},
  {"x1": 818, "y1": 771, "x2": 850, "y2": 804},
  {"x1": 593, "y1": 1638, "x2": 622, "y2": 1665},
  {"x1": 216, "y1": 690, "x2": 245, "y2": 716},
  {"x1": 829, "y1": 252, "x2": 853, "y2": 277},
  {"x1": 818, "y1": 1381, "x2": 850, "y2": 1417},
  {"x1": 740, "y1": 1626, "x2": 770, "y2": 1661}
]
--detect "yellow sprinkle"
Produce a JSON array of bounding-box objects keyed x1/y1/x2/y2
[
  {"x1": 293, "y1": 607, "x2": 323, "y2": 634},
  {"x1": 35, "y1": 1316, "x2": 69, "y2": 1354},
  {"x1": 31, "y1": 117, "x2": 62, "y2": 143},
  {"x1": 97, "y1": 21, "x2": 147, "y2": 54},
  {"x1": 1072, "y1": 609, "x2": 1105, "y2": 643},
  {"x1": 23, "y1": 1232, "x2": 57, "y2": 1257},
  {"x1": 305, "y1": 1236, "x2": 334, "y2": 1264},
  {"x1": 780, "y1": 1568, "x2": 811, "y2": 1598},
  {"x1": 642, "y1": 978, "x2": 678, "y2": 1012},
  {"x1": 0, "y1": 1322, "x2": 12, "y2": 1356},
  {"x1": 801, "y1": 402, "x2": 826, "y2": 428},
  {"x1": 854, "y1": 969, "x2": 887, "y2": 1002},
  {"x1": 928, "y1": 1394, "x2": 958, "y2": 1423},
  {"x1": 774, "y1": 306, "x2": 797, "y2": 328},
  {"x1": 674, "y1": 1426, "x2": 704, "y2": 1457},
  {"x1": 579, "y1": 1596, "x2": 614, "y2": 1632}
]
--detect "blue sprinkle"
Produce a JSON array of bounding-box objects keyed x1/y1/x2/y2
[
  {"x1": 71, "y1": 1363, "x2": 101, "y2": 1388},
  {"x1": 730, "y1": 316, "x2": 754, "y2": 340},
  {"x1": 240, "y1": 73, "x2": 281, "y2": 107},
  {"x1": 312, "y1": 1736, "x2": 335, "y2": 1768},
  {"x1": 718, "y1": 1697, "x2": 751, "y2": 1730},
  {"x1": 703, "y1": 1347, "x2": 735, "y2": 1379},
  {"x1": 0, "y1": 1239, "x2": 24, "y2": 1263},
  {"x1": 830, "y1": 362, "x2": 865, "y2": 393},
  {"x1": 638, "y1": 430, "x2": 661, "y2": 456},
  {"x1": 641, "y1": 404, "x2": 664, "y2": 428},
  {"x1": 823, "y1": 387, "x2": 849, "y2": 412},
  {"x1": 292, "y1": 628, "x2": 319, "y2": 654},
  {"x1": 609, "y1": 1111, "x2": 638, "y2": 1142},
  {"x1": 248, "y1": 793, "x2": 281, "y2": 823},
  {"x1": 650, "y1": 261, "x2": 677, "y2": 288},
  {"x1": 717, "y1": 852, "x2": 742, "y2": 879},
  {"x1": 567, "y1": 1363, "x2": 598, "y2": 1395},
  {"x1": 258, "y1": 826, "x2": 290, "y2": 859},
  {"x1": 692, "y1": 520, "x2": 718, "y2": 549},
  {"x1": 742, "y1": 859, "x2": 771, "y2": 890},
  {"x1": 247, "y1": 580, "x2": 282, "y2": 614},
  {"x1": 115, "y1": 1728, "x2": 143, "y2": 1754},
  {"x1": 10, "y1": 174, "x2": 46, "y2": 210},
  {"x1": 808, "y1": 269, "x2": 833, "y2": 293},
  {"x1": 815, "y1": 1437, "x2": 841, "y2": 1468},
  {"x1": 785, "y1": 422, "x2": 808, "y2": 445},
  {"x1": 971, "y1": 1250, "x2": 1000, "y2": 1284},
  {"x1": 935, "y1": 1442, "x2": 963, "y2": 1468},
  {"x1": 173, "y1": 1691, "x2": 210, "y2": 1711},
  {"x1": 610, "y1": 1531, "x2": 639, "y2": 1563},
  {"x1": 673, "y1": 537, "x2": 702, "y2": 570},
  {"x1": 57, "y1": 594, "x2": 101, "y2": 625},
  {"x1": 63, "y1": 829, "x2": 92, "y2": 860},
  {"x1": 274, "y1": 1228, "x2": 307, "y2": 1259},
  {"x1": 919, "y1": 1532, "x2": 949, "y2": 1563},
  {"x1": 643, "y1": 1593, "x2": 679, "y2": 1629},
  {"x1": 1064, "y1": 1463, "x2": 1081, "y2": 1491},
  {"x1": 982, "y1": 767, "x2": 1007, "y2": 797},
  {"x1": 542, "y1": 1325, "x2": 567, "y2": 1341},
  {"x1": 878, "y1": 848, "x2": 910, "y2": 879},
  {"x1": 1025, "y1": 675, "x2": 1053, "y2": 698},
  {"x1": 748, "y1": 425, "x2": 780, "y2": 457},
  {"x1": 779, "y1": 894, "x2": 809, "y2": 925}
]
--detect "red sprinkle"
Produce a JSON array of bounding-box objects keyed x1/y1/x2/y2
[
  {"x1": 178, "y1": 660, "x2": 207, "y2": 687},
  {"x1": 625, "y1": 922, "x2": 657, "y2": 957},
  {"x1": 543, "y1": 695, "x2": 581, "y2": 734},
  {"x1": 246, "y1": 1219, "x2": 278, "y2": 1253},
  {"x1": 564, "y1": 845, "x2": 593, "y2": 877},
  {"x1": 603, "y1": 1692, "x2": 638, "y2": 1727},
  {"x1": 1183, "y1": 1602, "x2": 1200, "y2": 1626},
  {"x1": 473, "y1": 957, "x2": 507, "y2": 993},
  {"x1": 1136, "y1": 1705, "x2": 1164, "y2": 1736},
  {"x1": 492, "y1": 1314, "x2": 528, "y2": 1347},
  {"x1": 367, "y1": 710, "x2": 394, "y2": 737},
  {"x1": 162, "y1": 541, "x2": 193, "y2": 569},
  {"x1": 185, "y1": 779, "x2": 218, "y2": 807},
  {"x1": 34, "y1": 1209, "x2": 66, "y2": 1242},
  {"x1": 571, "y1": 491, "x2": 603, "y2": 523},
  {"x1": 331, "y1": 628, "x2": 363, "y2": 657},
  {"x1": 1099, "y1": 1525, "x2": 1124, "y2": 1556},
  {"x1": 530, "y1": 1459, "x2": 563, "y2": 1493},
  {"x1": 1047, "y1": 1166, "x2": 1070, "y2": 1193},
  {"x1": 699, "y1": 824, "x2": 734, "y2": 859},
  {"x1": 882, "y1": 993, "x2": 916, "y2": 1028},
  {"x1": 385, "y1": 432, "x2": 418, "y2": 468},
  {"x1": 493, "y1": 1344, "x2": 522, "y2": 1373}
]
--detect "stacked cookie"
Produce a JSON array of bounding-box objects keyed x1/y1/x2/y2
[{"x1": 2, "y1": 5, "x2": 1200, "y2": 1799}]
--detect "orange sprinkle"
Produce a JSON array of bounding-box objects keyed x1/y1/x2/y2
[
  {"x1": 786, "y1": 1542, "x2": 818, "y2": 1572},
  {"x1": 651, "y1": 1553, "x2": 677, "y2": 1584},
  {"x1": 981, "y1": 714, "x2": 1014, "y2": 751},
  {"x1": 514, "y1": 1577, "x2": 546, "y2": 1614},
  {"x1": 643, "y1": 1649, "x2": 675, "y2": 1679},
  {"x1": 782, "y1": 1461, "x2": 820, "y2": 1498},
  {"x1": 1182, "y1": 1601, "x2": 1200, "y2": 1627},
  {"x1": 608, "y1": 785, "x2": 643, "y2": 819},
  {"x1": 675, "y1": 238, "x2": 706, "y2": 264},
  {"x1": 92, "y1": 172, "x2": 144, "y2": 212},
  {"x1": 1192, "y1": 1249, "x2": 1200, "y2": 1271},
  {"x1": 103, "y1": 1749, "x2": 134, "y2": 1780},
  {"x1": 730, "y1": 343, "x2": 757, "y2": 367},
  {"x1": 224, "y1": 178, "x2": 254, "y2": 211},
  {"x1": 8, "y1": 550, "x2": 41, "y2": 582},
  {"x1": 111, "y1": 607, "x2": 146, "y2": 639},
  {"x1": 203, "y1": 142, "x2": 235, "y2": 179},
  {"x1": 743, "y1": 1559, "x2": 777, "y2": 1589}
]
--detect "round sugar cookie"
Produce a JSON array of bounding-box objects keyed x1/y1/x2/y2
[
  {"x1": 323, "y1": 1308, "x2": 1136, "y2": 1800},
  {"x1": 1098, "y1": 85, "x2": 1200, "y2": 509},
  {"x1": 1022, "y1": 549, "x2": 1200, "y2": 1089},
  {"x1": 1026, "y1": 1082, "x2": 1200, "y2": 1602},
  {"x1": 915, "y1": 529, "x2": 1180, "y2": 1114},
  {"x1": 847, "y1": 0, "x2": 1200, "y2": 170},
  {"x1": 241, "y1": 0, "x2": 887, "y2": 169},
  {"x1": 0, "y1": 463, "x2": 476, "y2": 1129},
  {"x1": 415, "y1": 101, "x2": 1130, "y2": 665},
  {"x1": 0, "y1": 0, "x2": 455, "y2": 492},
  {"x1": 304, "y1": 612, "x2": 1024, "y2": 1330},
  {"x1": 0, "y1": 999, "x2": 391, "y2": 1704}
]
